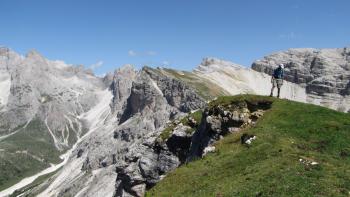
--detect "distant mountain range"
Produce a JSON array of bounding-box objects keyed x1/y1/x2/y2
[{"x1": 0, "y1": 47, "x2": 349, "y2": 197}]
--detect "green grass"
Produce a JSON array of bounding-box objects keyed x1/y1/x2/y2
[
  {"x1": 0, "y1": 152, "x2": 48, "y2": 191},
  {"x1": 9, "y1": 167, "x2": 61, "y2": 197},
  {"x1": 0, "y1": 118, "x2": 62, "y2": 191},
  {"x1": 147, "y1": 95, "x2": 350, "y2": 197}
]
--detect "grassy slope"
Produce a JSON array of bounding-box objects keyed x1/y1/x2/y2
[
  {"x1": 148, "y1": 95, "x2": 350, "y2": 197},
  {"x1": 9, "y1": 167, "x2": 61, "y2": 197},
  {"x1": 0, "y1": 119, "x2": 62, "y2": 190},
  {"x1": 159, "y1": 68, "x2": 229, "y2": 100}
]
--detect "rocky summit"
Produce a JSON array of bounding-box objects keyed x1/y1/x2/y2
[{"x1": 0, "y1": 47, "x2": 349, "y2": 197}]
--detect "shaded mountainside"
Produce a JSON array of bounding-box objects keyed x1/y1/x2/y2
[
  {"x1": 0, "y1": 47, "x2": 350, "y2": 197},
  {"x1": 148, "y1": 95, "x2": 350, "y2": 197}
]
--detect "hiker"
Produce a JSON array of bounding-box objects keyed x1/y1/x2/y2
[{"x1": 270, "y1": 64, "x2": 284, "y2": 98}]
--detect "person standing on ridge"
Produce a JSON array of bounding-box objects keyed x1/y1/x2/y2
[{"x1": 270, "y1": 64, "x2": 284, "y2": 98}]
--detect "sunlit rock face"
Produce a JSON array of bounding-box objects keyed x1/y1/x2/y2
[{"x1": 252, "y1": 48, "x2": 350, "y2": 112}]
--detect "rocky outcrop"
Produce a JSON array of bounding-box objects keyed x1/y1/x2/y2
[
  {"x1": 189, "y1": 99, "x2": 271, "y2": 160},
  {"x1": 115, "y1": 98, "x2": 271, "y2": 197},
  {"x1": 114, "y1": 113, "x2": 200, "y2": 197},
  {"x1": 252, "y1": 48, "x2": 350, "y2": 112},
  {"x1": 110, "y1": 65, "x2": 137, "y2": 117},
  {"x1": 143, "y1": 67, "x2": 206, "y2": 112},
  {"x1": 113, "y1": 69, "x2": 206, "y2": 196},
  {"x1": 115, "y1": 140, "x2": 181, "y2": 197}
]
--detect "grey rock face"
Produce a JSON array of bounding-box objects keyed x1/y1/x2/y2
[
  {"x1": 143, "y1": 67, "x2": 206, "y2": 112},
  {"x1": 252, "y1": 48, "x2": 350, "y2": 111},
  {"x1": 113, "y1": 69, "x2": 205, "y2": 196},
  {"x1": 34, "y1": 65, "x2": 206, "y2": 197},
  {"x1": 189, "y1": 100, "x2": 271, "y2": 160},
  {"x1": 0, "y1": 48, "x2": 105, "y2": 143},
  {"x1": 110, "y1": 65, "x2": 137, "y2": 116}
]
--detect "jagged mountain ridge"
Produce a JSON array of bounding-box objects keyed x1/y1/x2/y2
[
  {"x1": 0, "y1": 47, "x2": 107, "y2": 194},
  {"x1": 0, "y1": 47, "x2": 349, "y2": 197}
]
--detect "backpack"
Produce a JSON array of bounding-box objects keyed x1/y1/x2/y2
[{"x1": 273, "y1": 67, "x2": 284, "y2": 79}]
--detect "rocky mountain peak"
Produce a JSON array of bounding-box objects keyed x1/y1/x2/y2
[
  {"x1": 25, "y1": 49, "x2": 45, "y2": 60},
  {"x1": 195, "y1": 57, "x2": 243, "y2": 73},
  {"x1": 118, "y1": 64, "x2": 136, "y2": 72},
  {"x1": 0, "y1": 46, "x2": 10, "y2": 55}
]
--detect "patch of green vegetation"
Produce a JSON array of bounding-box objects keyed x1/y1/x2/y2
[
  {"x1": 208, "y1": 94, "x2": 274, "y2": 109},
  {"x1": 0, "y1": 152, "x2": 48, "y2": 191},
  {"x1": 148, "y1": 95, "x2": 350, "y2": 197},
  {"x1": 158, "y1": 110, "x2": 203, "y2": 141},
  {"x1": 158, "y1": 124, "x2": 177, "y2": 142},
  {"x1": 67, "y1": 125, "x2": 78, "y2": 147},
  {"x1": 184, "y1": 110, "x2": 203, "y2": 124},
  {"x1": 0, "y1": 118, "x2": 62, "y2": 191},
  {"x1": 10, "y1": 167, "x2": 61, "y2": 197},
  {"x1": 0, "y1": 123, "x2": 25, "y2": 136},
  {"x1": 160, "y1": 68, "x2": 228, "y2": 100}
]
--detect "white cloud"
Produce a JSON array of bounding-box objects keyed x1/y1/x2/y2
[
  {"x1": 89, "y1": 60, "x2": 104, "y2": 70},
  {"x1": 146, "y1": 51, "x2": 157, "y2": 56},
  {"x1": 162, "y1": 61, "x2": 169, "y2": 66},
  {"x1": 128, "y1": 50, "x2": 157, "y2": 57},
  {"x1": 128, "y1": 50, "x2": 137, "y2": 56}
]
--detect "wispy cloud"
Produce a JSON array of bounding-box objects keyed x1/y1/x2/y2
[
  {"x1": 162, "y1": 61, "x2": 170, "y2": 66},
  {"x1": 146, "y1": 51, "x2": 157, "y2": 56},
  {"x1": 128, "y1": 50, "x2": 157, "y2": 57},
  {"x1": 128, "y1": 50, "x2": 137, "y2": 57},
  {"x1": 89, "y1": 60, "x2": 104, "y2": 70},
  {"x1": 279, "y1": 32, "x2": 297, "y2": 40}
]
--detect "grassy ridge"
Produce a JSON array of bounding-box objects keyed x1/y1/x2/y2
[
  {"x1": 147, "y1": 96, "x2": 350, "y2": 196},
  {"x1": 159, "y1": 68, "x2": 229, "y2": 99}
]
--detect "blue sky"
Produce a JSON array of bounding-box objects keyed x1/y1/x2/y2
[{"x1": 1, "y1": 0, "x2": 349, "y2": 75}]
